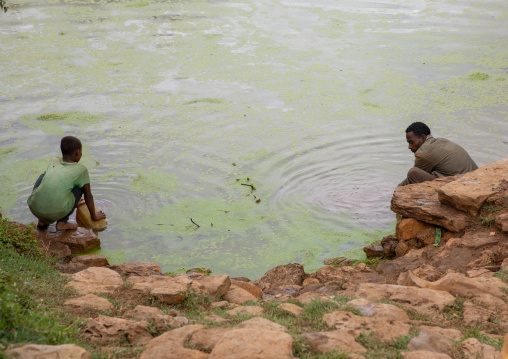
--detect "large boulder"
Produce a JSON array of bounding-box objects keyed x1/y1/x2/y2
[
  {"x1": 123, "y1": 305, "x2": 164, "y2": 321},
  {"x1": 4, "y1": 344, "x2": 91, "y2": 359},
  {"x1": 407, "y1": 330, "x2": 454, "y2": 355},
  {"x1": 192, "y1": 275, "x2": 231, "y2": 298},
  {"x1": 65, "y1": 267, "x2": 124, "y2": 295},
  {"x1": 425, "y1": 273, "x2": 507, "y2": 300},
  {"x1": 224, "y1": 285, "x2": 257, "y2": 304},
  {"x1": 346, "y1": 298, "x2": 410, "y2": 321},
  {"x1": 208, "y1": 329, "x2": 295, "y2": 359},
  {"x1": 391, "y1": 177, "x2": 471, "y2": 232},
  {"x1": 64, "y1": 294, "x2": 114, "y2": 312},
  {"x1": 461, "y1": 338, "x2": 502, "y2": 359},
  {"x1": 128, "y1": 275, "x2": 193, "y2": 304},
  {"x1": 438, "y1": 157, "x2": 508, "y2": 216},
  {"x1": 140, "y1": 325, "x2": 207, "y2": 359},
  {"x1": 396, "y1": 218, "x2": 434, "y2": 241},
  {"x1": 83, "y1": 315, "x2": 152, "y2": 345},
  {"x1": 108, "y1": 262, "x2": 162, "y2": 277},
  {"x1": 236, "y1": 317, "x2": 286, "y2": 332},
  {"x1": 256, "y1": 263, "x2": 306, "y2": 290},
  {"x1": 303, "y1": 331, "x2": 367, "y2": 354}
]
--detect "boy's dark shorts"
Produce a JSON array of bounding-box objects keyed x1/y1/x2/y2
[{"x1": 33, "y1": 173, "x2": 84, "y2": 223}]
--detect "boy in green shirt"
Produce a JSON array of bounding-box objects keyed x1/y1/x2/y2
[{"x1": 28, "y1": 136, "x2": 106, "y2": 231}]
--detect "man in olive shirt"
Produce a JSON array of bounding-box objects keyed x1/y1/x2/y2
[{"x1": 399, "y1": 122, "x2": 478, "y2": 186}]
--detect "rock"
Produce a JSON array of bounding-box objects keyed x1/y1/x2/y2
[
  {"x1": 395, "y1": 241, "x2": 410, "y2": 257},
  {"x1": 66, "y1": 267, "x2": 123, "y2": 295},
  {"x1": 211, "y1": 301, "x2": 234, "y2": 309},
  {"x1": 407, "y1": 330, "x2": 454, "y2": 355},
  {"x1": 154, "y1": 314, "x2": 190, "y2": 332},
  {"x1": 322, "y1": 257, "x2": 355, "y2": 266},
  {"x1": 186, "y1": 267, "x2": 212, "y2": 275},
  {"x1": 417, "y1": 326, "x2": 462, "y2": 340},
  {"x1": 462, "y1": 300, "x2": 497, "y2": 327},
  {"x1": 83, "y1": 315, "x2": 152, "y2": 345},
  {"x1": 425, "y1": 273, "x2": 507, "y2": 299},
  {"x1": 363, "y1": 244, "x2": 384, "y2": 258},
  {"x1": 412, "y1": 264, "x2": 443, "y2": 282},
  {"x1": 381, "y1": 235, "x2": 399, "y2": 257},
  {"x1": 391, "y1": 177, "x2": 471, "y2": 232},
  {"x1": 193, "y1": 275, "x2": 231, "y2": 298},
  {"x1": 402, "y1": 351, "x2": 452, "y2": 359},
  {"x1": 204, "y1": 314, "x2": 232, "y2": 324},
  {"x1": 71, "y1": 254, "x2": 109, "y2": 267},
  {"x1": 467, "y1": 269, "x2": 493, "y2": 278},
  {"x1": 323, "y1": 311, "x2": 411, "y2": 342},
  {"x1": 208, "y1": 329, "x2": 294, "y2": 359},
  {"x1": 45, "y1": 240, "x2": 72, "y2": 259},
  {"x1": 226, "y1": 306, "x2": 264, "y2": 316},
  {"x1": 295, "y1": 292, "x2": 333, "y2": 304},
  {"x1": 76, "y1": 204, "x2": 108, "y2": 231},
  {"x1": 37, "y1": 227, "x2": 100, "y2": 254},
  {"x1": 123, "y1": 305, "x2": 164, "y2": 321},
  {"x1": 347, "y1": 299, "x2": 410, "y2": 321},
  {"x1": 230, "y1": 279, "x2": 262, "y2": 299},
  {"x1": 313, "y1": 265, "x2": 385, "y2": 290},
  {"x1": 257, "y1": 263, "x2": 306, "y2": 289},
  {"x1": 496, "y1": 213, "x2": 508, "y2": 233},
  {"x1": 437, "y1": 157, "x2": 508, "y2": 216},
  {"x1": 302, "y1": 277, "x2": 320, "y2": 286},
  {"x1": 224, "y1": 284, "x2": 257, "y2": 304},
  {"x1": 236, "y1": 317, "x2": 287, "y2": 332},
  {"x1": 454, "y1": 231, "x2": 501, "y2": 249},
  {"x1": 141, "y1": 325, "x2": 207, "y2": 359},
  {"x1": 108, "y1": 262, "x2": 162, "y2": 277},
  {"x1": 396, "y1": 218, "x2": 434, "y2": 241},
  {"x1": 397, "y1": 271, "x2": 430, "y2": 288},
  {"x1": 416, "y1": 228, "x2": 440, "y2": 246},
  {"x1": 501, "y1": 258, "x2": 508, "y2": 271},
  {"x1": 303, "y1": 331, "x2": 367, "y2": 354},
  {"x1": 64, "y1": 294, "x2": 114, "y2": 312},
  {"x1": 277, "y1": 303, "x2": 304, "y2": 316},
  {"x1": 189, "y1": 327, "x2": 233, "y2": 352},
  {"x1": 4, "y1": 344, "x2": 92, "y2": 359},
  {"x1": 355, "y1": 283, "x2": 455, "y2": 313},
  {"x1": 128, "y1": 275, "x2": 193, "y2": 304},
  {"x1": 461, "y1": 338, "x2": 502, "y2": 359},
  {"x1": 262, "y1": 284, "x2": 302, "y2": 298}
]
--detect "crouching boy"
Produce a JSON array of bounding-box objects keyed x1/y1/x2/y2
[{"x1": 28, "y1": 136, "x2": 106, "y2": 231}]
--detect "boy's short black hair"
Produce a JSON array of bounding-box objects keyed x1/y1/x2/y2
[
  {"x1": 405, "y1": 122, "x2": 431, "y2": 137},
  {"x1": 61, "y1": 136, "x2": 82, "y2": 156}
]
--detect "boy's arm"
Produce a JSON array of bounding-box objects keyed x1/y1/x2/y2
[{"x1": 83, "y1": 183, "x2": 106, "y2": 221}]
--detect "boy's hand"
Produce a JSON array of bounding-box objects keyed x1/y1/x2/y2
[{"x1": 93, "y1": 210, "x2": 106, "y2": 221}]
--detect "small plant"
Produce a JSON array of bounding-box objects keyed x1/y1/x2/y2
[
  {"x1": 480, "y1": 215, "x2": 495, "y2": 227},
  {"x1": 493, "y1": 270, "x2": 508, "y2": 283},
  {"x1": 0, "y1": 218, "x2": 42, "y2": 257},
  {"x1": 462, "y1": 327, "x2": 504, "y2": 350},
  {"x1": 443, "y1": 296, "x2": 465, "y2": 320}
]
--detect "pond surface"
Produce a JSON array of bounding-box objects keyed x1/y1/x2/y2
[{"x1": 0, "y1": 0, "x2": 506, "y2": 278}]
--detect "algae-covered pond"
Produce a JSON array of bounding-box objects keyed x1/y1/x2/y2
[{"x1": 0, "y1": 0, "x2": 507, "y2": 278}]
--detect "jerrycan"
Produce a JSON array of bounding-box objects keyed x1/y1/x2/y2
[{"x1": 76, "y1": 204, "x2": 107, "y2": 231}]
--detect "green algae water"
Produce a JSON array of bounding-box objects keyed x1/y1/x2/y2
[{"x1": 0, "y1": 0, "x2": 507, "y2": 278}]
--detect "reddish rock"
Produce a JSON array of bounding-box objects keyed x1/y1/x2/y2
[
  {"x1": 363, "y1": 244, "x2": 384, "y2": 258},
  {"x1": 277, "y1": 303, "x2": 304, "y2": 316},
  {"x1": 303, "y1": 331, "x2": 367, "y2": 354},
  {"x1": 128, "y1": 275, "x2": 192, "y2": 304},
  {"x1": 391, "y1": 177, "x2": 471, "y2": 232},
  {"x1": 226, "y1": 306, "x2": 264, "y2": 316},
  {"x1": 230, "y1": 279, "x2": 262, "y2": 299},
  {"x1": 412, "y1": 265, "x2": 444, "y2": 282},
  {"x1": 66, "y1": 267, "x2": 123, "y2": 295},
  {"x1": 495, "y1": 213, "x2": 508, "y2": 233},
  {"x1": 257, "y1": 263, "x2": 306, "y2": 289},
  {"x1": 453, "y1": 231, "x2": 501, "y2": 250},
  {"x1": 208, "y1": 328, "x2": 294, "y2": 359},
  {"x1": 189, "y1": 328, "x2": 233, "y2": 352},
  {"x1": 295, "y1": 292, "x2": 333, "y2": 304},
  {"x1": 37, "y1": 227, "x2": 100, "y2": 254},
  {"x1": 396, "y1": 218, "x2": 434, "y2": 241},
  {"x1": 425, "y1": 273, "x2": 507, "y2": 299},
  {"x1": 501, "y1": 258, "x2": 508, "y2": 271},
  {"x1": 4, "y1": 344, "x2": 92, "y2": 359},
  {"x1": 397, "y1": 270, "x2": 431, "y2": 288},
  {"x1": 381, "y1": 235, "x2": 399, "y2": 258},
  {"x1": 402, "y1": 351, "x2": 452, "y2": 359},
  {"x1": 347, "y1": 298, "x2": 410, "y2": 321},
  {"x1": 153, "y1": 314, "x2": 190, "y2": 332},
  {"x1": 302, "y1": 277, "x2": 320, "y2": 286},
  {"x1": 108, "y1": 262, "x2": 162, "y2": 277},
  {"x1": 123, "y1": 305, "x2": 164, "y2": 321},
  {"x1": 407, "y1": 330, "x2": 454, "y2": 355},
  {"x1": 322, "y1": 310, "x2": 411, "y2": 342},
  {"x1": 193, "y1": 275, "x2": 231, "y2": 298},
  {"x1": 224, "y1": 285, "x2": 257, "y2": 304},
  {"x1": 461, "y1": 338, "x2": 502, "y2": 359},
  {"x1": 236, "y1": 317, "x2": 286, "y2": 332},
  {"x1": 417, "y1": 326, "x2": 462, "y2": 340},
  {"x1": 437, "y1": 157, "x2": 508, "y2": 216},
  {"x1": 140, "y1": 325, "x2": 207, "y2": 359},
  {"x1": 71, "y1": 254, "x2": 109, "y2": 267},
  {"x1": 204, "y1": 315, "x2": 232, "y2": 324},
  {"x1": 83, "y1": 315, "x2": 152, "y2": 345},
  {"x1": 64, "y1": 294, "x2": 114, "y2": 312},
  {"x1": 355, "y1": 283, "x2": 455, "y2": 313}
]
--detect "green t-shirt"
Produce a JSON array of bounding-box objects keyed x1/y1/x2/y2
[{"x1": 28, "y1": 158, "x2": 90, "y2": 223}]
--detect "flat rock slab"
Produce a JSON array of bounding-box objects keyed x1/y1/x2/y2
[
  {"x1": 391, "y1": 177, "x2": 471, "y2": 232},
  {"x1": 189, "y1": 327, "x2": 234, "y2": 352},
  {"x1": 347, "y1": 298, "x2": 410, "y2": 321},
  {"x1": 64, "y1": 294, "x2": 114, "y2": 312},
  {"x1": 192, "y1": 274, "x2": 231, "y2": 298},
  {"x1": 5, "y1": 344, "x2": 92, "y2": 359},
  {"x1": 257, "y1": 263, "x2": 306, "y2": 290},
  {"x1": 408, "y1": 330, "x2": 454, "y2": 355},
  {"x1": 141, "y1": 325, "x2": 207, "y2": 359},
  {"x1": 123, "y1": 305, "x2": 164, "y2": 321},
  {"x1": 322, "y1": 310, "x2": 411, "y2": 342},
  {"x1": 303, "y1": 331, "x2": 367, "y2": 354},
  {"x1": 402, "y1": 351, "x2": 452, "y2": 359},
  {"x1": 66, "y1": 267, "x2": 124, "y2": 295},
  {"x1": 438, "y1": 157, "x2": 508, "y2": 216},
  {"x1": 425, "y1": 273, "x2": 507, "y2": 300},
  {"x1": 224, "y1": 285, "x2": 257, "y2": 304},
  {"x1": 236, "y1": 317, "x2": 287, "y2": 332},
  {"x1": 461, "y1": 338, "x2": 502, "y2": 359},
  {"x1": 355, "y1": 283, "x2": 455, "y2": 313},
  {"x1": 230, "y1": 279, "x2": 262, "y2": 298},
  {"x1": 209, "y1": 328, "x2": 295, "y2": 359},
  {"x1": 83, "y1": 315, "x2": 152, "y2": 346},
  {"x1": 226, "y1": 306, "x2": 264, "y2": 316},
  {"x1": 108, "y1": 262, "x2": 162, "y2": 277},
  {"x1": 37, "y1": 227, "x2": 100, "y2": 254},
  {"x1": 277, "y1": 302, "x2": 304, "y2": 316},
  {"x1": 128, "y1": 275, "x2": 192, "y2": 304}
]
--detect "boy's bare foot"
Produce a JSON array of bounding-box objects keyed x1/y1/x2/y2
[
  {"x1": 37, "y1": 220, "x2": 49, "y2": 229},
  {"x1": 77, "y1": 199, "x2": 86, "y2": 207},
  {"x1": 56, "y1": 221, "x2": 78, "y2": 231}
]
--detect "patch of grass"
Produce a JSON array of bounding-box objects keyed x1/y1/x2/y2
[
  {"x1": 353, "y1": 256, "x2": 383, "y2": 268},
  {"x1": 184, "y1": 98, "x2": 224, "y2": 105},
  {"x1": 0, "y1": 218, "x2": 42, "y2": 257},
  {"x1": 493, "y1": 270, "x2": 508, "y2": 284},
  {"x1": 480, "y1": 215, "x2": 495, "y2": 227},
  {"x1": 462, "y1": 327, "x2": 504, "y2": 350},
  {"x1": 356, "y1": 332, "x2": 416, "y2": 359},
  {"x1": 404, "y1": 308, "x2": 431, "y2": 322},
  {"x1": 443, "y1": 296, "x2": 466, "y2": 320},
  {"x1": 174, "y1": 290, "x2": 213, "y2": 319},
  {"x1": 297, "y1": 349, "x2": 350, "y2": 359},
  {"x1": 466, "y1": 72, "x2": 490, "y2": 81},
  {"x1": 482, "y1": 203, "x2": 504, "y2": 213}
]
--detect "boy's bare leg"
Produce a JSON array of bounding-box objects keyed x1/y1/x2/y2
[
  {"x1": 77, "y1": 199, "x2": 85, "y2": 207},
  {"x1": 56, "y1": 221, "x2": 77, "y2": 231},
  {"x1": 37, "y1": 220, "x2": 49, "y2": 229}
]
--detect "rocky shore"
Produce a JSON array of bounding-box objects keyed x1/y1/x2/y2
[{"x1": 4, "y1": 157, "x2": 508, "y2": 359}]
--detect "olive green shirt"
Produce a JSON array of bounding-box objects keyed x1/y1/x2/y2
[
  {"x1": 28, "y1": 158, "x2": 90, "y2": 223},
  {"x1": 399, "y1": 135, "x2": 478, "y2": 186}
]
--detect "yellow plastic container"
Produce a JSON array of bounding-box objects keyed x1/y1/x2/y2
[{"x1": 76, "y1": 205, "x2": 108, "y2": 231}]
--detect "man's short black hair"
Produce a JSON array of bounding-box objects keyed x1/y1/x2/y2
[
  {"x1": 61, "y1": 136, "x2": 82, "y2": 156},
  {"x1": 405, "y1": 122, "x2": 431, "y2": 137}
]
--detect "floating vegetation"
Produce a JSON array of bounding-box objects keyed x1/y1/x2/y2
[
  {"x1": 184, "y1": 98, "x2": 224, "y2": 105},
  {"x1": 466, "y1": 72, "x2": 490, "y2": 81}
]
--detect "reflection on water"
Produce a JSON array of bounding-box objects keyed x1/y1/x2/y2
[{"x1": 0, "y1": 0, "x2": 506, "y2": 278}]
